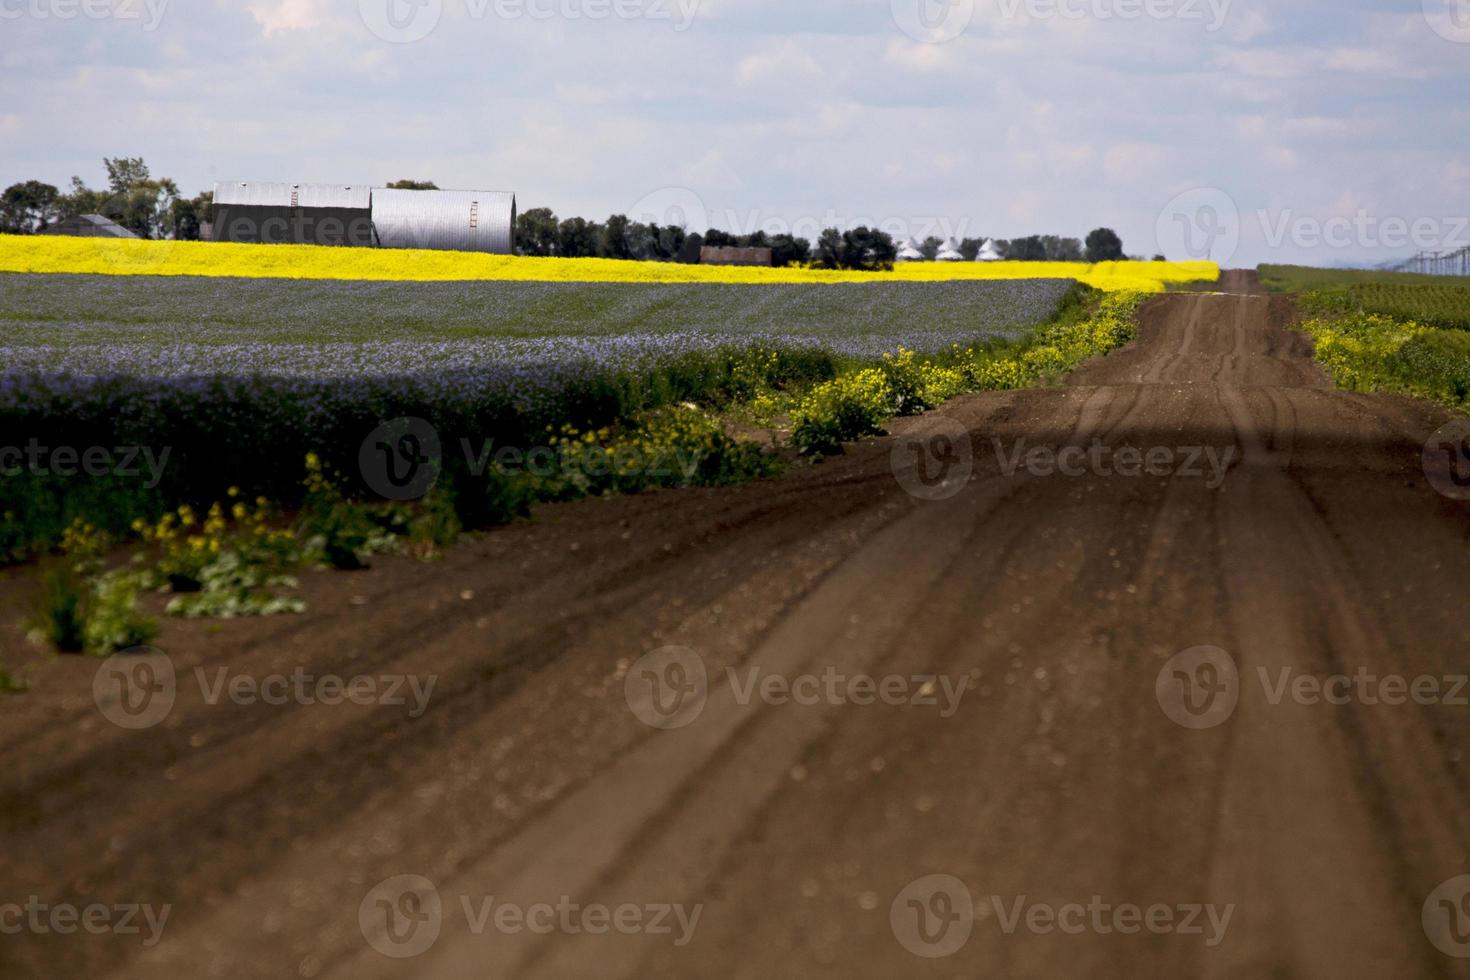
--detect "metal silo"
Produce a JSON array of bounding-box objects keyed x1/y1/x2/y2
[{"x1": 370, "y1": 189, "x2": 517, "y2": 254}]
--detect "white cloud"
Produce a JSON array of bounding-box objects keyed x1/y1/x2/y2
[{"x1": 246, "y1": 0, "x2": 324, "y2": 37}]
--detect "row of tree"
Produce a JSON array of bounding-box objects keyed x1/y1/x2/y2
[
  {"x1": 1, "y1": 160, "x2": 1137, "y2": 266},
  {"x1": 516, "y1": 206, "x2": 1133, "y2": 269},
  {"x1": 1, "y1": 158, "x2": 215, "y2": 240}
]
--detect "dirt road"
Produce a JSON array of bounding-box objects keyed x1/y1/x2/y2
[{"x1": 5, "y1": 274, "x2": 1470, "y2": 978}]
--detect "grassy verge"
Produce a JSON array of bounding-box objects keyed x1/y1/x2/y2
[
  {"x1": 12, "y1": 285, "x2": 1147, "y2": 652},
  {"x1": 1299, "y1": 309, "x2": 1470, "y2": 409},
  {"x1": 1259, "y1": 265, "x2": 1470, "y2": 410}
]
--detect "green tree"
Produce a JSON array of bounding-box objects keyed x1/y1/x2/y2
[
  {"x1": 104, "y1": 157, "x2": 150, "y2": 195},
  {"x1": 170, "y1": 190, "x2": 214, "y2": 241},
  {"x1": 841, "y1": 227, "x2": 896, "y2": 271},
  {"x1": 768, "y1": 233, "x2": 810, "y2": 268},
  {"x1": 0, "y1": 180, "x2": 60, "y2": 233},
  {"x1": 600, "y1": 214, "x2": 633, "y2": 260},
  {"x1": 1085, "y1": 227, "x2": 1125, "y2": 263},
  {"x1": 58, "y1": 159, "x2": 178, "y2": 238},
  {"x1": 556, "y1": 216, "x2": 600, "y2": 258},
  {"x1": 515, "y1": 207, "x2": 559, "y2": 256},
  {"x1": 812, "y1": 228, "x2": 844, "y2": 269},
  {"x1": 920, "y1": 236, "x2": 943, "y2": 261},
  {"x1": 386, "y1": 179, "x2": 439, "y2": 190}
]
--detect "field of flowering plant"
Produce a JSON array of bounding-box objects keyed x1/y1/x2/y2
[
  {"x1": 0, "y1": 272, "x2": 1087, "y2": 559},
  {"x1": 0, "y1": 235, "x2": 1218, "y2": 293}
]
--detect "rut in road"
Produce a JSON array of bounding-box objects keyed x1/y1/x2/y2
[{"x1": 4, "y1": 283, "x2": 1469, "y2": 980}]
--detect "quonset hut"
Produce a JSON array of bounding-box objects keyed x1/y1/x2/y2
[
  {"x1": 370, "y1": 188, "x2": 516, "y2": 253},
  {"x1": 212, "y1": 182, "x2": 374, "y2": 247},
  {"x1": 211, "y1": 182, "x2": 517, "y2": 253}
]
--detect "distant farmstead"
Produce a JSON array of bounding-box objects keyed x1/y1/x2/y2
[
  {"x1": 700, "y1": 245, "x2": 773, "y2": 267},
  {"x1": 211, "y1": 181, "x2": 517, "y2": 253},
  {"x1": 40, "y1": 214, "x2": 138, "y2": 239}
]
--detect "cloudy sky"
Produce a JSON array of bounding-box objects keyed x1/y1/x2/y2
[{"x1": 3, "y1": 0, "x2": 1467, "y2": 265}]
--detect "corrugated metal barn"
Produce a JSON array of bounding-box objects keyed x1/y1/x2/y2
[
  {"x1": 211, "y1": 182, "x2": 517, "y2": 253},
  {"x1": 213, "y1": 182, "x2": 374, "y2": 247},
  {"x1": 371, "y1": 189, "x2": 516, "y2": 254}
]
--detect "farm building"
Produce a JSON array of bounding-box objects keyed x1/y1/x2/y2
[
  {"x1": 976, "y1": 238, "x2": 1002, "y2": 262},
  {"x1": 896, "y1": 237, "x2": 925, "y2": 262},
  {"x1": 936, "y1": 238, "x2": 964, "y2": 262},
  {"x1": 213, "y1": 182, "x2": 374, "y2": 247},
  {"x1": 370, "y1": 188, "x2": 516, "y2": 253},
  {"x1": 40, "y1": 213, "x2": 137, "y2": 238},
  {"x1": 700, "y1": 246, "x2": 773, "y2": 266},
  {"x1": 211, "y1": 182, "x2": 516, "y2": 253}
]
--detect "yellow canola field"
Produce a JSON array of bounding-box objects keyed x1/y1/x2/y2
[{"x1": 0, "y1": 236, "x2": 1218, "y2": 293}]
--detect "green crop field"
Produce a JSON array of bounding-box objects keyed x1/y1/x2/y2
[{"x1": 1258, "y1": 264, "x2": 1464, "y2": 293}]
